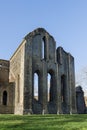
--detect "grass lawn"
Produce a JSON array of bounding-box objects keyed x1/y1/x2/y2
[{"x1": 0, "y1": 114, "x2": 87, "y2": 130}]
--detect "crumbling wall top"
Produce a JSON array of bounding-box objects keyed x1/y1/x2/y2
[
  {"x1": 24, "y1": 28, "x2": 55, "y2": 42},
  {"x1": 76, "y1": 86, "x2": 84, "y2": 93}
]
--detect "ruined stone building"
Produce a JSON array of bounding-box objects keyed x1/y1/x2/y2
[
  {"x1": 76, "y1": 86, "x2": 86, "y2": 114},
  {"x1": 0, "y1": 28, "x2": 77, "y2": 114}
]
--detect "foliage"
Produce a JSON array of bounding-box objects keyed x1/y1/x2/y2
[{"x1": 0, "y1": 114, "x2": 87, "y2": 130}]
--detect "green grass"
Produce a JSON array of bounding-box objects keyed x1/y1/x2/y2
[{"x1": 0, "y1": 114, "x2": 87, "y2": 130}]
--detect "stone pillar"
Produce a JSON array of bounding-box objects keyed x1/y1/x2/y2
[
  {"x1": 23, "y1": 41, "x2": 33, "y2": 114},
  {"x1": 68, "y1": 54, "x2": 77, "y2": 114},
  {"x1": 54, "y1": 64, "x2": 59, "y2": 114},
  {"x1": 57, "y1": 67, "x2": 62, "y2": 114},
  {"x1": 41, "y1": 60, "x2": 48, "y2": 114},
  {"x1": 66, "y1": 68, "x2": 70, "y2": 114},
  {"x1": 56, "y1": 47, "x2": 63, "y2": 114}
]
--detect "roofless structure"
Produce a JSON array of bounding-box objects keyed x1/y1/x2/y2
[{"x1": 0, "y1": 28, "x2": 77, "y2": 114}]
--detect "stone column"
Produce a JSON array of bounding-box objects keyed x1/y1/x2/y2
[
  {"x1": 68, "y1": 54, "x2": 77, "y2": 114},
  {"x1": 41, "y1": 60, "x2": 48, "y2": 114},
  {"x1": 57, "y1": 66, "x2": 62, "y2": 114},
  {"x1": 56, "y1": 47, "x2": 63, "y2": 114},
  {"x1": 54, "y1": 64, "x2": 59, "y2": 114},
  {"x1": 66, "y1": 70, "x2": 70, "y2": 114},
  {"x1": 58, "y1": 71, "x2": 63, "y2": 114},
  {"x1": 23, "y1": 41, "x2": 33, "y2": 114}
]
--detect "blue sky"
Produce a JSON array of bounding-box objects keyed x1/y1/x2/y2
[{"x1": 0, "y1": 0, "x2": 87, "y2": 73}]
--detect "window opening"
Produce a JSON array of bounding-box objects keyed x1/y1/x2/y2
[
  {"x1": 47, "y1": 73, "x2": 51, "y2": 102},
  {"x1": 34, "y1": 73, "x2": 39, "y2": 100},
  {"x1": 42, "y1": 37, "x2": 45, "y2": 59},
  {"x1": 3, "y1": 91, "x2": 7, "y2": 105}
]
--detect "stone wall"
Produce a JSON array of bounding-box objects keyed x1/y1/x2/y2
[
  {"x1": 9, "y1": 40, "x2": 26, "y2": 114},
  {"x1": 76, "y1": 86, "x2": 86, "y2": 114},
  {"x1": 57, "y1": 47, "x2": 76, "y2": 114},
  {"x1": 23, "y1": 28, "x2": 58, "y2": 114},
  {"x1": 84, "y1": 96, "x2": 87, "y2": 107},
  {"x1": 0, "y1": 82, "x2": 15, "y2": 114},
  {"x1": 0, "y1": 59, "x2": 9, "y2": 83},
  {"x1": 0, "y1": 59, "x2": 15, "y2": 114},
  {"x1": 23, "y1": 28, "x2": 77, "y2": 114}
]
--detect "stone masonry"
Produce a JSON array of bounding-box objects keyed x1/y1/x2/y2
[
  {"x1": 0, "y1": 60, "x2": 15, "y2": 113},
  {"x1": 76, "y1": 86, "x2": 86, "y2": 114},
  {"x1": 0, "y1": 28, "x2": 77, "y2": 114}
]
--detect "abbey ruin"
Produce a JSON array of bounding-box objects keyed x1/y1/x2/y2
[{"x1": 0, "y1": 28, "x2": 77, "y2": 114}]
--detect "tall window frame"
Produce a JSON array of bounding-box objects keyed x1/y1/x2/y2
[
  {"x1": 34, "y1": 72, "x2": 39, "y2": 101},
  {"x1": 42, "y1": 37, "x2": 46, "y2": 59}
]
